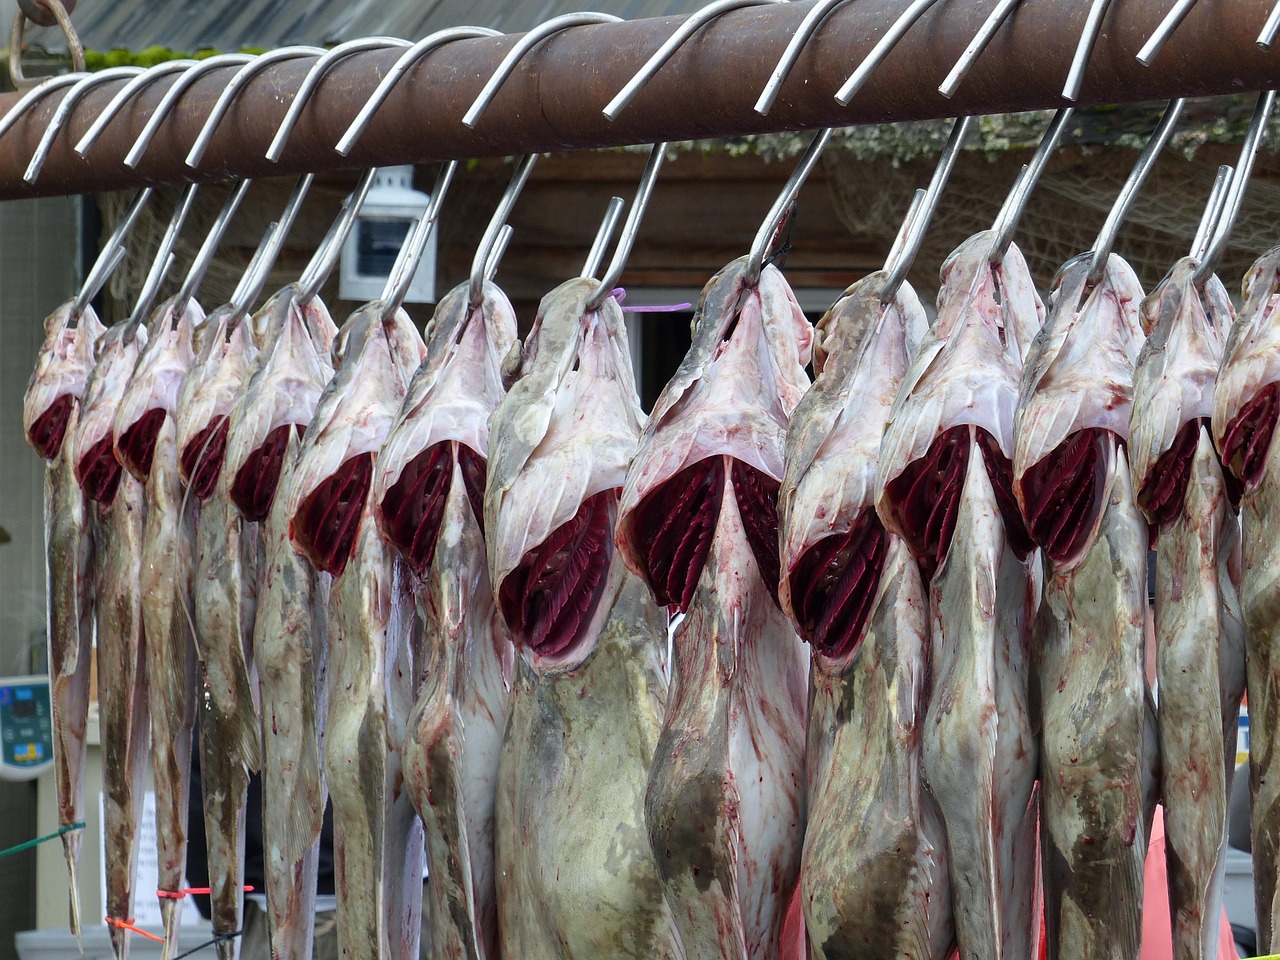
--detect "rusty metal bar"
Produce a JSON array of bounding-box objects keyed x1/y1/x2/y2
[{"x1": 0, "y1": 0, "x2": 1277, "y2": 200}]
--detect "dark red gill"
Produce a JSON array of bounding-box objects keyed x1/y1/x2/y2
[
  {"x1": 1221, "y1": 381, "x2": 1280, "y2": 498},
  {"x1": 1020, "y1": 427, "x2": 1112, "y2": 566},
  {"x1": 76, "y1": 433, "x2": 123, "y2": 506},
  {"x1": 28, "y1": 394, "x2": 75, "y2": 460},
  {"x1": 1138, "y1": 418, "x2": 1207, "y2": 533},
  {"x1": 629, "y1": 457, "x2": 724, "y2": 612},
  {"x1": 230, "y1": 423, "x2": 298, "y2": 522},
  {"x1": 378, "y1": 441, "x2": 454, "y2": 576},
  {"x1": 290, "y1": 452, "x2": 374, "y2": 578},
  {"x1": 116, "y1": 408, "x2": 167, "y2": 481},
  {"x1": 977, "y1": 431, "x2": 1035, "y2": 559},
  {"x1": 882, "y1": 425, "x2": 970, "y2": 582},
  {"x1": 731, "y1": 459, "x2": 783, "y2": 601},
  {"x1": 180, "y1": 415, "x2": 230, "y2": 502}
]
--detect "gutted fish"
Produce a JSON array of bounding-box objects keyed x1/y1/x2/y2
[
  {"x1": 373, "y1": 281, "x2": 517, "y2": 960},
  {"x1": 286, "y1": 304, "x2": 427, "y2": 960},
  {"x1": 615, "y1": 258, "x2": 810, "y2": 960},
  {"x1": 485, "y1": 278, "x2": 680, "y2": 959},
  {"x1": 1131, "y1": 260, "x2": 1245, "y2": 960},
  {"x1": 178, "y1": 306, "x2": 262, "y2": 960},
  {"x1": 1212, "y1": 246, "x2": 1280, "y2": 952},
  {"x1": 874, "y1": 233, "x2": 1044, "y2": 960},
  {"x1": 115, "y1": 297, "x2": 204, "y2": 960},
  {"x1": 23, "y1": 300, "x2": 106, "y2": 944},
  {"x1": 73, "y1": 322, "x2": 150, "y2": 960},
  {"x1": 1014, "y1": 253, "x2": 1151, "y2": 960},
  {"x1": 778, "y1": 274, "x2": 952, "y2": 959},
  {"x1": 223, "y1": 286, "x2": 337, "y2": 960}
]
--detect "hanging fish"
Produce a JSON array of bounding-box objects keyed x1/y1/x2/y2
[
  {"x1": 73, "y1": 322, "x2": 150, "y2": 960},
  {"x1": 615, "y1": 258, "x2": 811, "y2": 960},
  {"x1": 485, "y1": 278, "x2": 681, "y2": 959},
  {"x1": 22, "y1": 300, "x2": 106, "y2": 946},
  {"x1": 373, "y1": 280, "x2": 517, "y2": 960},
  {"x1": 778, "y1": 272, "x2": 953, "y2": 959},
  {"x1": 285, "y1": 304, "x2": 427, "y2": 960}
]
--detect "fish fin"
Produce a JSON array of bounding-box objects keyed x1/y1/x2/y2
[
  {"x1": 229, "y1": 696, "x2": 263, "y2": 774},
  {"x1": 160, "y1": 899, "x2": 180, "y2": 960},
  {"x1": 62, "y1": 831, "x2": 82, "y2": 952}
]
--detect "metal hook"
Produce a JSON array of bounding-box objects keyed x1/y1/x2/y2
[
  {"x1": 1260, "y1": 2, "x2": 1280, "y2": 48},
  {"x1": 836, "y1": 0, "x2": 945, "y2": 105},
  {"x1": 266, "y1": 38, "x2": 410, "y2": 162},
  {"x1": 231, "y1": 173, "x2": 315, "y2": 316},
  {"x1": 603, "y1": 0, "x2": 777, "y2": 121},
  {"x1": 988, "y1": 107, "x2": 1074, "y2": 263},
  {"x1": 336, "y1": 27, "x2": 503, "y2": 155},
  {"x1": 880, "y1": 114, "x2": 972, "y2": 303},
  {"x1": 72, "y1": 187, "x2": 154, "y2": 316},
  {"x1": 746, "y1": 127, "x2": 833, "y2": 287},
  {"x1": 125, "y1": 53, "x2": 254, "y2": 168},
  {"x1": 939, "y1": 0, "x2": 1022, "y2": 98},
  {"x1": 1064, "y1": 0, "x2": 1113, "y2": 101},
  {"x1": 1190, "y1": 164, "x2": 1232, "y2": 262},
  {"x1": 485, "y1": 225, "x2": 514, "y2": 282},
  {"x1": 582, "y1": 197, "x2": 626, "y2": 280},
  {"x1": 24, "y1": 66, "x2": 143, "y2": 182},
  {"x1": 380, "y1": 162, "x2": 457, "y2": 321},
  {"x1": 297, "y1": 168, "x2": 377, "y2": 306},
  {"x1": 185, "y1": 46, "x2": 324, "y2": 168},
  {"x1": 0, "y1": 72, "x2": 86, "y2": 142},
  {"x1": 756, "y1": 0, "x2": 848, "y2": 116},
  {"x1": 173, "y1": 180, "x2": 253, "y2": 316},
  {"x1": 1137, "y1": 0, "x2": 1197, "y2": 65},
  {"x1": 585, "y1": 143, "x2": 668, "y2": 312},
  {"x1": 1193, "y1": 89, "x2": 1276, "y2": 284},
  {"x1": 468, "y1": 14, "x2": 621, "y2": 128},
  {"x1": 127, "y1": 183, "x2": 200, "y2": 328},
  {"x1": 74, "y1": 59, "x2": 198, "y2": 156},
  {"x1": 468, "y1": 154, "x2": 539, "y2": 306},
  {"x1": 1087, "y1": 98, "x2": 1185, "y2": 285}
]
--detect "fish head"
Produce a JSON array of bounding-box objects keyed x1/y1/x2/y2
[
  {"x1": 24, "y1": 299, "x2": 107, "y2": 460},
  {"x1": 73, "y1": 322, "x2": 147, "y2": 506},
  {"x1": 485, "y1": 278, "x2": 646, "y2": 671},
  {"x1": 285, "y1": 302, "x2": 425, "y2": 578}
]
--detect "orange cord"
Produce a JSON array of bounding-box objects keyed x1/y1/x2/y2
[
  {"x1": 105, "y1": 917, "x2": 164, "y2": 943},
  {"x1": 156, "y1": 884, "x2": 255, "y2": 899}
]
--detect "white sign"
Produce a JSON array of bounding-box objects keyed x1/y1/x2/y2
[{"x1": 99, "y1": 791, "x2": 204, "y2": 930}]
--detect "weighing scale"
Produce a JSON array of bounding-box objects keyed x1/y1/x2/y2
[{"x1": 0, "y1": 675, "x2": 53, "y2": 780}]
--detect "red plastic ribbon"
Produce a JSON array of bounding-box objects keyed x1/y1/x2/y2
[
  {"x1": 155, "y1": 885, "x2": 255, "y2": 899},
  {"x1": 105, "y1": 917, "x2": 164, "y2": 942}
]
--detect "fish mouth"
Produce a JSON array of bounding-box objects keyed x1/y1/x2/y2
[
  {"x1": 230, "y1": 423, "x2": 299, "y2": 522},
  {"x1": 76, "y1": 433, "x2": 123, "y2": 505},
  {"x1": 377, "y1": 440, "x2": 487, "y2": 576},
  {"x1": 1221, "y1": 381, "x2": 1279, "y2": 496},
  {"x1": 180, "y1": 415, "x2": 230, "y2": 502},
  {"x1": 28, "y1": 394, "x2": 75, "y2": 460},
  {"x1": 116, "y1": 408, "x2": 167, "y2": 481},
  {"x1": 290, "y1": 452, "x2": 374, "y2": 578},
  {"x1": 498, "y1": 490, "x2": 616, "y2": 662},
  {"x1": 884, "y1": 425, "x2": 1031, "y2": 581},
  {"x1": 789, "y1": 507, "x2": 887, "y2": 665},
  {"x1": 1020, "y1": 427, "x2": 1115, "y2": 567},
  {"x1": 1138, "y1": 418, "x2": 1224, "y2": 530}
]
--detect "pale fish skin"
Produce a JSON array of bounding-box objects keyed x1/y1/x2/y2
[
  {"x1": 485, "y1": 278, "x2": 681, "y2": 959},
  {"x1": 225, "y1": 287, "x2": 337, "y2": 960},
  {"x1": 615, "y1": 259, "x2": 812, "y2": 960},
  {"x1": 285, "y1": 304, "x2": 427, "y2": 960},
  {"x1": 373, "y1": 281, "x2": 518, "y2": 960},
  {"x1": 74, "y1": 323, "x2": 149, "y2": 960},
  {"x1": 23, "y1": 300, "x2": 106, "y2": 945},
  {"x1": 1131, "y1": 260, "x2": 1245, "y2": 960},
  {"x1": 181, "y1": 308, "x2": 263, "y2": 960},
  {"x1": 1211, "y1": 247, "x2": 1280, "y2": 952}
]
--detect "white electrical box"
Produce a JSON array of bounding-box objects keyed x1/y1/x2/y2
[
  {"x1": 0, "y1": 674, "x2": 53, "y2": 780},
  {"x1": 339, "y1": 165, "x2": 437, "y2": 304}
]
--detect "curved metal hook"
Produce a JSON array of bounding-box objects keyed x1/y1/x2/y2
[
  {"x1": 297, "y1": 169, "x2": 377, "y2": 306},
  {"x1": 468, "y1": 14, "x2": 620, "y2": 128},
  {"x1": 74, "y1": 59, "x2": 197, "y2": 156},
  {"x1": 336, "y1": 27, "x2": 503, "y2": 155},
  {"x1": 1193, "y1": 89, "x2": 1276, "y2": 284},
  {"x1": 756, "y1": 0, "x2": 848, "y2": 116},
  {"x1": 585, "y1": 143, "x2": 668, "y2": 311},
  {"x1": 836, "y1": 0, "x2": 945, "y2": 105},
  {"x1": 0, "y1": 72, "x2": 86, "y2": 142},
  {"x1": 1259, "y1": 1, "x2": 1280, "y2": 48},
  {"x1": 380, "y1": 163, "x2": 458, "y2": 321},
  {"x1": 267, "y1": 38, "x2": 410, "y2": 162},
  {"x1": 127, "y1": 183, "x2": 200, "y2": 329},
  {"x1": 988, "y1": 107, "x2": 1074, "y2": 263},
  {"x1": 1190, "y1": 164, "x2": 1232, "y2": 262},
  {"x1": 582, "y1": 197, "x2": 626, "y2": 280},
  {"x1": 602, "y1": 0, "x2": 774, "y2": 121},
  {"x1": 745, "y1": 127, "x2": 833, "y2": 287},
  {"x1": 940, "y1": 0, "x2": 1022, "y2": 97},
  {"x1": 125, "y1": 53, "x2": 253, "y2": 168},
  {"x1": 1064, "y1": 0, "x2": 1113, "y2": 101},
  {"x1": 1087, "y1": 98, "x2": 1185, "y2": 285},
  {"x1": 485, "y1": 225, "x2": 514, "y2": 282},
  {"x1": 1137, "y1": 0, "x2": 1197, "y2": 65},
  {"x1": 24, "y1": 66, "x2": 144, "y2": 182},
  {"x1": 231, "y1": 173, "x2": 315, "y2": 316},
  {"x1": 469, "y1": 154, "x2": 538, "y2": 306},
  {"x1": 880, "y1": 114, "x2": 972, "y2": 303},
  {"x1": 72, "y1": 187, "x2": 154, "y2": 316},
  {"x1": 173, "y1": 179, "x2": 253, "y2": 316},
  {"x1": 185, "y1": 46, "x2": 324, "y2": 168}
]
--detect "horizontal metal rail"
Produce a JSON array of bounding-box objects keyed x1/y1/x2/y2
[{"x1": 0, "y1": 0, "x2": 1276, "y2": 200}]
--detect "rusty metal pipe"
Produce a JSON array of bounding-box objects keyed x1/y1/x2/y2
[{"x1": 0, "y1": 0, "x2": 1276, "y2": 200}]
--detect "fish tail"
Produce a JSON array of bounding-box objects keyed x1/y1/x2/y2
[
  {"x1": 160, "y1": 900, "x2": 181, "y2": 960},
  {"x1": 61, "y1": 830, "x2": 82, "y2": 949}
]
